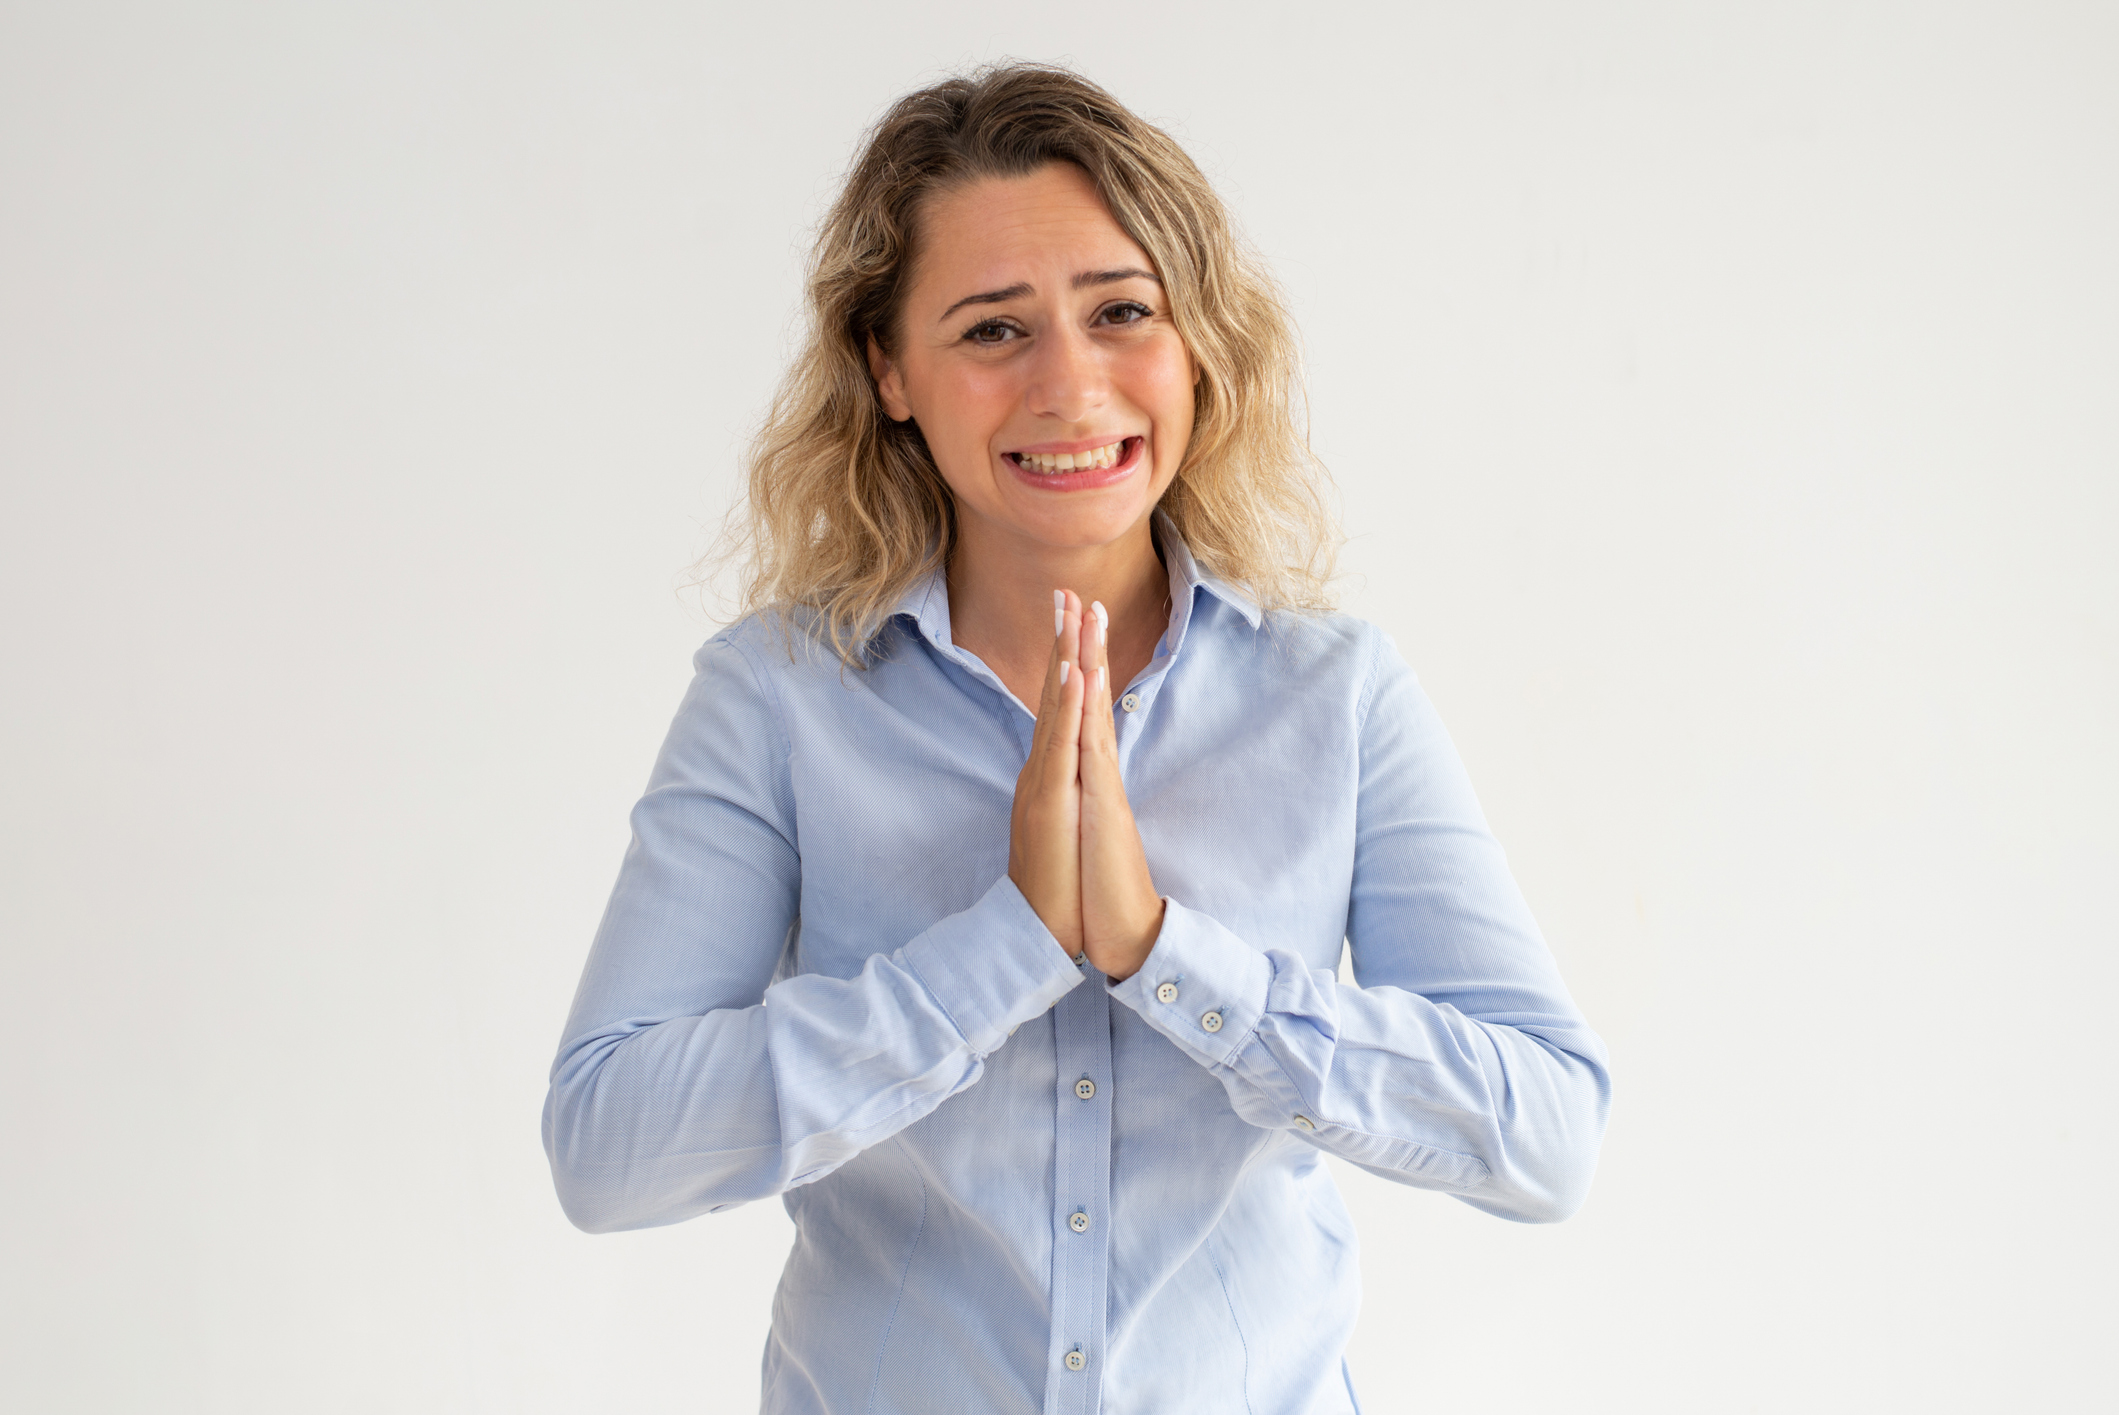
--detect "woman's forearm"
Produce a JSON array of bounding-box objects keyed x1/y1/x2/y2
[
  {"x1": 1106, "y1": 624, "x2": 1610, "y2": 1221},
  {"x1": 1109, "y1": 904, "x2": 1609, "y2": 1222},
  {"x1": 544, "y1": 873, "x2": 1083, "y2": 1232},
  {"x1": 543, "y1": 632, "x2": 1086, "y2": 1232}
]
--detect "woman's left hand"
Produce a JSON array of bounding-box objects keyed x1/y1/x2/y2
[{"x1": 1074, "y1": 600, "x2": 1165, "y2": 982}]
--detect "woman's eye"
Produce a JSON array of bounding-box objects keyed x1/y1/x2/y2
[
  {"x1": 1100, "y1": 301, "x2": 1154, "y2": 326},
  {"x1": 965, "y1": 320, "x2": 1019, "y2": 345}
]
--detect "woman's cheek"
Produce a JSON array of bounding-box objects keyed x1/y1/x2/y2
[
  {"x1": 1139, "y1": 338, "x2": 1195, "y2": 404},
  {"x1": 1141, "y1": 343, "x2": 1197, "y2": 460}
]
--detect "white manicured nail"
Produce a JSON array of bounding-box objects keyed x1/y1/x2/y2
[
  {"x1": 1060, "y1": 661, "x2": 1070, "y2": 685},
  {"x1": 1090, "y1": 600, "x2": 1108, "y2": 646},
  {"x1": 1054, "y1": 590, "x2": 1065, "y2": 637},
  {"x1": 1097, "y1": 665, "x2": 1107, "y2": 692}
]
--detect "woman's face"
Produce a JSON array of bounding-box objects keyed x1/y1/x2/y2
[{"x1": 870, "y1": 162, "x2": 1196, "y2": 556}]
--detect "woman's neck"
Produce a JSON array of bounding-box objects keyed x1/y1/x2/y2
[{"x1": 945, "y1": 514, "x2": 1171, "y2": 711}]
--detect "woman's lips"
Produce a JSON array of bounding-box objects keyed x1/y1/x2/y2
[{"x1": 1003, "y1": 435, "x2": 1145, "y2": 491}]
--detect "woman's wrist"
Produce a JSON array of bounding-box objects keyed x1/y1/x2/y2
[{"x1": 1096, "y1": 896, "x2": 1166, "y2": 982}]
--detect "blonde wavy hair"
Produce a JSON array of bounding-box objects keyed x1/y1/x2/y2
[{"x1": 714, "y1": 62, "x2": 1339, "y2": 664}]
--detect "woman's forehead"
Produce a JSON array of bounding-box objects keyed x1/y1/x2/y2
[{"x1": 913, "y1": 167, "x2": 1153, "y2": 309}]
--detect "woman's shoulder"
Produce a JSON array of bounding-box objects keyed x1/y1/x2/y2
[
  {"x1": 692, "y1": 606, "x2": 846, "y2": 677},
  {"x1": 1242, "y1": 603, "x2": 1396, "y2": 679},
  {"x1": 686, "y1": 607, "x2": 912, "y2": 723},
  {"x1": 1260, "y1": 604, "x2": 1389, "y2": 650},
  {"x1": 1190, "y1": 599, "x2": 1402, "y2": 721}
]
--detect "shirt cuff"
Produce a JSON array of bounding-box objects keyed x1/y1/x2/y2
[
  {"x1": 901, "y1": 873, "x2": 1085, "y2": 1057},
  {"x1": 1107, "y1": 897, "x2": 1273, "y2": 1069}
]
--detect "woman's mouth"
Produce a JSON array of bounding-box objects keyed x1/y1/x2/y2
[{"x1": 1004, "y1": 436, "x2": 1144, "y2": 488}]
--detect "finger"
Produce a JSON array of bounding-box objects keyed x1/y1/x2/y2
[
  {"x1": 1042, "y1": 596, "x2": 1086, "y2": 791},
  {"x1": 1030, "y1": 589, "x2": 1081, "y2": 757},
  {"x1": 1075, "y1": 600, "x2": 1156, "y2": 977},
  {"x1": 1013, "y1": 590, "x2": 1086, "y2": 957},
  {"x1": 1034, "y1": 588, "x2": 1067, "y2": 721},
  {"x1": 1081, "y1": 599, "x2": 1115, "y2": 768}
]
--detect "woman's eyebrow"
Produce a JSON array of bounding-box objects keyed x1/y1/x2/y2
[
  {"x1": 1072, "y1": 267, "x2": 1160, "y2": 290},
  {"x1": 937, "y1": 268, "x2": 1161, "y2": 324},
  {"x1": 939, "y1": 283, "x2": 1032, "y2": 322}
]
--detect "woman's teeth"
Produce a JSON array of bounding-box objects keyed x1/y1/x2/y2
[{"x1": 1016, "y1": 440, "x2": 1125, "y2": 473}]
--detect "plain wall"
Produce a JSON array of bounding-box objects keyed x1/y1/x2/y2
[{"x1": 2, "y1": 2, "x2": 2113, "y2": 1410}]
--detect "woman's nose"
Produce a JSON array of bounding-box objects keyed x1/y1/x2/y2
[{"x1": 1025, "y1": 324, "x2": 1107, "y2": 424}]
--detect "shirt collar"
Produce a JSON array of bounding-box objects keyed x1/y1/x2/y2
[
  {"x1": 887, "y1": 511, "x2": 1261, "y2": 655},
  {"x1": 1154, "y1": 510, "x2": 1262, "y2": 635},
  {"x1": 890, "y1": 560, "x2": 954, "y2": 650}
]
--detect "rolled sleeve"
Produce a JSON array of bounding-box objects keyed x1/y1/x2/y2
[
  {"x1": 1107, "y1": 897, "x2": 1273, "y2": 1068},
  {"x1": 903, "y1": 873, "x2": 1087, "y2": 1057}
]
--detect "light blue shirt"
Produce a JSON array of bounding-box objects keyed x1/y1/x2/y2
[{"x1": 544, "y1": 520, "x2": 1610, "y2": 1415}]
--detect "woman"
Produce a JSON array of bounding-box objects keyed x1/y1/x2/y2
[{"x1": 544, "y1": 63, "x2": 1609, "y2": 1415}]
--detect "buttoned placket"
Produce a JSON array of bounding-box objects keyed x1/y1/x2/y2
[
  {"x1": 1046, "y1": 636, "x2": 1181, "y2": 1415},
  {"x1": 908, "y1": 567, "x2": 1223, "y2": 1415},
  {"x1": 915, "y1": 614, "x2": 1117, "y2": 1414},
  {"x1": 1110, "y1": 621, "x2": 1180, "y2": 776},
  {"x1": 1047, "y1": 962, "x2": 1113, "y2": 1414}
]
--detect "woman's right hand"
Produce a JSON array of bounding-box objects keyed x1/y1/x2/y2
[{"x1": 1009, "y1": 590, "x2": 1087, "y2": 959}]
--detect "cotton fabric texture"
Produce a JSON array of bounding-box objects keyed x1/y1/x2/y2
[{"x1": 544, "y1": 520, "x2": 1610, "y2": 1415}]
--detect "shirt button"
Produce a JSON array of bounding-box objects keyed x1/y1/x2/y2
[
  {"x1": 1075, "y1": 1077, "x2": 1096, "y2": 1101},
  {"x1": 1069, "y1": 1210, "x2": 1091, "y2": 1233},
  {"x1": 1293, "y1": 1114, "x2": 1316, "y2": 1131},
  {"x1": 1155, "y1": 981, "x2": 1179, "y2": 1004},
  {"x1": 1065, "y1": 1349, "x2": 1087, "y2": 1371},
  {"x1": 1120, "y1": 692, "x2": 1142, "y2": 712},
  {"x1": 1201, "y1": 1010, "x2": 1224, "y2": 1033}
]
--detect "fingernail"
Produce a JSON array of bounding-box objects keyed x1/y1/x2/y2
[
  {"x1": 1060, "y1": 660, "x2": 1070, "y2": 685},
  {"x1": 1054, "y1": 590, "x2": 1065, "y2": 637},
  {"x1": 1097, "y1": 665, "x2": 1107, "y2": 692},
  {"x1": 1091, "y1": 600, "x2": 1108, "y2": 646}
]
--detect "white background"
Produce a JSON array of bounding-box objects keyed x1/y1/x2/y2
[{"x1": 3, "y1": 2, "x2": 2113, "y2": 1411}]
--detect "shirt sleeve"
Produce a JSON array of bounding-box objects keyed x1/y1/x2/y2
[
  {"x1": 542, "y1": 632, "x2": 1085, "y2": 1233},
  {"x1": 1107, "y1": 626, "x2": 1611, "y2": 1223}
]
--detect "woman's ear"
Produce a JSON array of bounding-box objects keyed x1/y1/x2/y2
[{"x1": 866, "y1": 333, "x2": 913, "y2": 422}]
